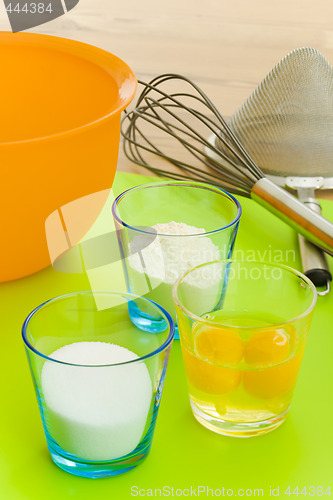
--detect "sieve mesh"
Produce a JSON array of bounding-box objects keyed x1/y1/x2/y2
[{"x1": 223, "y1": 47, "x2": 333, "y2": 178}]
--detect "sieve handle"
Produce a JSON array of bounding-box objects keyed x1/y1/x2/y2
[
  {"x1": 298, "y1": 199, "x2": 332, "y2": 293},
  {"x1": 251, "y1": 177, "x2": 333, "y2": 256}
]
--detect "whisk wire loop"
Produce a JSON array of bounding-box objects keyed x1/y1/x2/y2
[
  {"x1": 123, "y1": 114, "x2": 250, "y2": 193},
  {"x1": 121, "y1": 74, "x2": 264, "y2": 194},
  {"x1": 142, "y1": 95, "x2": 254, "y2": 186}
]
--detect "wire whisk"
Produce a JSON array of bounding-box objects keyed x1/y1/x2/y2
[
  {"x1": 121, "y1": 73, "x2": 333, "y2": 256},
  {"x1": 122, "y1": 74, "x2": 263, "y2": 197}
]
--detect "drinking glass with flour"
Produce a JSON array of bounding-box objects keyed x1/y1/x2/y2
[{"x1": 112, "y1": 181, "x2": 241, "y2": 337}]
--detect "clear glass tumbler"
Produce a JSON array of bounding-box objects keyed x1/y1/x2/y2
[
  {"x1": 112, "y1": 181, "x2": 241, "y2": 338},
  {"x1": 22, "y1": 291, "x2": 174, "y2": 478},
  {"x1": 173, "y1": 260, "x2": 317, "y2": 437}
]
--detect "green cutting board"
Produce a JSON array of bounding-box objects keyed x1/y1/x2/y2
[{"x1": 1, "y1": 172, "x2": 332, "y2": 499}]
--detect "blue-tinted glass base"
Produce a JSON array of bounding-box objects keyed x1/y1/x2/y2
[
  {"x1": 41, "y1": 390, "x2": 160, "y2": 478},
  {"x1": 128, "y1": 301, "x2": 180, "y2": 339},
  {"x1": 44, "y1": 417, "x2": 156, "y2": 478},
  {"x1": 48, "y1": 445, "x2": 151, "y2": 478}
]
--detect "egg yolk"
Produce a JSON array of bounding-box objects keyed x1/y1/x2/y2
[
  {"x1": 182, "y1": 347, "x2": 242, "y2": 395},
  {"x1": 243, "y1": 326, "x2": 302, "y2": 399},
  {"x1": 243, "y1": 349, "x2": 304, "y2": 400},
  {"x1": 193, "y1": 324, "x2": 244, "y2": 366},
  {"x1": 244, "y1": 328, "x2": 290, "y2": 367},
  {"x1": 180, "y1": 321, "x2": 302, "y2": 400},
  {"x1": 180, "y1": 323, "x2": 244, "y2": 395}
]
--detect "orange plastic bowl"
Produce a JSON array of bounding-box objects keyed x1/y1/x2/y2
[{"x1": 0, "y1": 32, "x2": 137, "y2": 282}]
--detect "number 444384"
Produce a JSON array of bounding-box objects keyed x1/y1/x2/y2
[
  {"x1": 6, "y1": 3, "x2": 53, "y2": 14},
  {"x1": 285, "y1": 486, "x2": 331, "y2": 496}
]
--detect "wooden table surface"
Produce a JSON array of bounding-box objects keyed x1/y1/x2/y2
[{"x1": 11, "y1": 0, "x2": 333, "y2": 197}]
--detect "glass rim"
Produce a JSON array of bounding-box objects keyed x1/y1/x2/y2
[
  {"x1": 22, "y1": 290, "x2": 175, "y2": 368},
  {"x1": 172, "y1": 259, "x2": 317, "y2": 330},
  {"x1": 111, "y1": 180, "x2": 242, "y2": 237}
]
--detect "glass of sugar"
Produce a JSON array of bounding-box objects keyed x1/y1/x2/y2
[
  {"x1": 22, "y1": 291, "x2": 174, "y2": 478},
  {"x1": 112, "y1": 181, "x2": 241, "y2": 338}
]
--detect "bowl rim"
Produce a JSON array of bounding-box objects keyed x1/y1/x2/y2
[{"x1": 0, "y1": 32, "x2": 137, "y2": 146}]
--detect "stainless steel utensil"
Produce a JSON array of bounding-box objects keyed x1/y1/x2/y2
[
  {"x1": 121, "y1": 73, "x2": 333, "y2": 256},
  {"x1": 213, "y1": 47, "x2": 333, "y2": 292}
]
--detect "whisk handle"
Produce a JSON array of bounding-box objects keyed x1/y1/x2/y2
[
  {"x1": 251, "y1": 178, "x2": 333, "y2": 256},
  {"x1": 298, "y1": 233, "x2": 331, "y2": 292},
  {"x1": 298, "y1": 199, "x2": 332, "y2": 293}
]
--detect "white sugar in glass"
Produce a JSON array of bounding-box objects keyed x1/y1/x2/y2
[
  {"x1": 41, "y1": 342, "x2": 152, "y2": 461},
  {"x1": 23, "y1": 291, "x2": 174, "y2": 478}
]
